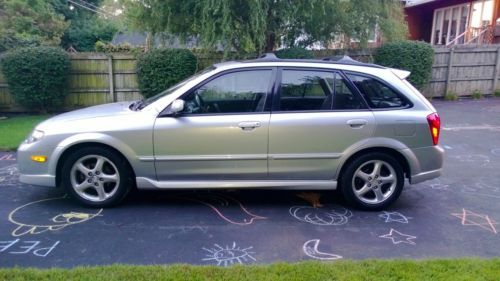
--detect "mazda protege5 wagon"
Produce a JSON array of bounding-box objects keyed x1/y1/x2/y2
[{"x1": 18, "y1": 54, "x2": 444, "y2": 210}]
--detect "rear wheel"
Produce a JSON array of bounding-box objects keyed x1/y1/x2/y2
[
  {"x1": 340, "y1": 152, "x2": 404, "y2": 210},
  {"x1": 61, "y1": 146, "x2": 133, "y2": 207}
]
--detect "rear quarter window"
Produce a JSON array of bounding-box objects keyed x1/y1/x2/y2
[{"x1": 346, "y1": 73, "x2": 410, "y2": 109}]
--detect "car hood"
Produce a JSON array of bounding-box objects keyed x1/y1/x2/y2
[{"x1": 37, "y1": 102, "x2": 134, "y2": 129}]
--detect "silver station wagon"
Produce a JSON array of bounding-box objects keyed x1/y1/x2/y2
[{"x1": 18, "y1": 54, "x2": 444, "y2": 210}]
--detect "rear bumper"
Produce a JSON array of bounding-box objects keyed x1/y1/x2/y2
[
  {"x1": 409, "y1": 168, "x2": 442, "y2": 184},
  {"x1": 401, "y1": 145, "x2": 444, "y2": 184}
]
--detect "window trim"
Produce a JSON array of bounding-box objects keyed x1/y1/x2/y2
[
  {"x1": 343, "y1": 70, "x2": 414, "y2": 111},
  {"x1": 159, "y1": 67, "x2": 277, "y2": 117},
  {"x1": 272, "y1": 67, "x2": 370, "y2": 114}
]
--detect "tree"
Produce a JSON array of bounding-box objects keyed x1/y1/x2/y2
[
  {"x1": 124, "y1": 0, "x2": 408, "y2": 56},
  {"x1": 0, "y1": 0, "x2": 68, "y2": 52}
]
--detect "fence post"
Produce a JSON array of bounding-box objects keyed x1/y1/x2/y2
[
  {"x1": 107, "y1": 55, "x2": 116, "y2": 102},
  {"x1": 492, "y1": 47, "x2": 500, "y2": 95},
  {"x1": 444, "y1": 47, "x2": 455, "y2": 96}
]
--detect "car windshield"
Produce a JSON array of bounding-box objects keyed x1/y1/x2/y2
[{"x1": 137, "y1": 66, "x2": 215, "y2": 110}]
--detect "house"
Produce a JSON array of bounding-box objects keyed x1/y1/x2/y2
[{"x1": 405, "y1": 0, "x2": 500, "y2": 45}]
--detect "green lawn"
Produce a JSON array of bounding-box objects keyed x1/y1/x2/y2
[
  {"x1": 0, "y1": 115, "x2": 49, "y2": 151},
  {"x1": 1, "y1": 259, "x2": 499, "y2": 281}
]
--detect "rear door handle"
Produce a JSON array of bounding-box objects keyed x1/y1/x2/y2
[
  {"x1": 347, "y1": 119, "x2": 367, "y2": 128},
  {"x1": 238, "y1": 121, "x2": 261, "y2": 130}
]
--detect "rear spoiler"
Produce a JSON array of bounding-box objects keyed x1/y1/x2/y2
[{"x1": 389, "y1": 68, "x2": 411, "y2": 80}]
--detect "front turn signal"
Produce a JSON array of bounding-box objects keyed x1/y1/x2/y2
[{"x1": 31, "y1": 155, "x2": 47, "y2": 163}]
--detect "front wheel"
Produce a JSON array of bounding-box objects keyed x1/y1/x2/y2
[
  {"x1": 61, "y1": 146, "x2": 133, "y2": 207},
  {"x1": 340, "y1": 152, "x2": 404, "y2": 211}
]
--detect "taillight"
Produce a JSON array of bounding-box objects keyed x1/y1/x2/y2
[{"x1": 427, "y1": 113, "x2": 440, "y2": 145}]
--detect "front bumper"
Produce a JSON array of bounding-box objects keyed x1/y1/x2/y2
[
  {"x1": 19, "y1": 174, "x2": 55, "y2": 187},
  {"x1": 17, "y1": 140, "x2": 57, "y2": 187}
]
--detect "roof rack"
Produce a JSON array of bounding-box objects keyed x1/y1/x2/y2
[{"x1": 243, "y1": 53, "x2": 384, "y2": 69}]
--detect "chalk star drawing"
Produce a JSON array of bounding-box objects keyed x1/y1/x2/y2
[
  {"x1": 290, "y1": 205, "x2": 352, "y2": 226},
  {"x1": 379, "y1": 228, "x2": 417, "y2": 245},
  {"x1": 451, "y1": 209, "x2": 498, "y2": 234},
  {"x1": 303, "y1": 239, "x2": 342, "y2": 261},
  {"x1": 9, "y1": 196, "x2": 103, "y2": 237},
  {"x1": 202, "y1": 242, "x2": 256, "y2": 266},
  {"x1": 0, "y1": 165, "x2": 19, "y2": 187},
  {"x1": 296, "y1": 192, "x2": 323, "y2": 208},
  {"x1": 180, "y1": 194, "x2": 266, "y2": 226},
  {"x1": 379, "y1": 211, "x2": 411, "y2": 224}
]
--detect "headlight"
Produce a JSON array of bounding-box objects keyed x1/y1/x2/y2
[{"x1": 26, "y1": 129, "x2": 45, "y2": 144}]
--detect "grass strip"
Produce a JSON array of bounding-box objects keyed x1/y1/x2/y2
[{"x1": 0, "y1": 115, "x2": 49, "y2": 151}]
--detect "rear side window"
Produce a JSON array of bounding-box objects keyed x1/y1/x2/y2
[{"x1": 347, "y1": 74, "x2": 409, "y2": 109}]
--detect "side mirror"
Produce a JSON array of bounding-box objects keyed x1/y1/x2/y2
[{"x1": 170, "y1": 99, "x2": 185, "y2": 114}]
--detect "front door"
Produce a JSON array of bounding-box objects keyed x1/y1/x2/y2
[
  {"x1": 268, "y1": 68, "x2": 375, "y2": 180},
  {"x1": 153, "y1": 68, "x2": 275, "y2": 181}
]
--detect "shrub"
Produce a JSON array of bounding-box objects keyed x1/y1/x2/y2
[
  {"x1": 444, "y1": 91, "x2": 458, "y2": 101},
  {"x1": 0, "y1": 47, "x2": 70, "y2": 112},
  {"x1": 471, "y1": 90, "x2": 483, "y2": 99},
  {"x1": 275, "y1": 47, "x2": 314, "y2": 59},
  {"x1": 494, "y1": 89, "x2": 500, "y2": 97},
  {"x1": 136, "y1": 48, "x2": 197, "y2": 98},
  {"x1": 374, "y1": 41, "x2": 434, "y2": 90},
  {"x1": 94, "y1": 41, "x2": 144, "y2": 54}
]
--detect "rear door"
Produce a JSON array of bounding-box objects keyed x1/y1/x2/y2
[{"x1": 268, "y1": 67, "x2": 376, "y2": 180}]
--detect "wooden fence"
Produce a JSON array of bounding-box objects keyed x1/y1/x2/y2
[{"x1": 1, "y1": 46, "x2": 500, "y2": 112}]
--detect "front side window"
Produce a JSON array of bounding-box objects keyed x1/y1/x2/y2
[
  {"x1": 347, "y1": 74, "x2": 409, "y2": 109},
  {"x1": 182, "y1": 70, "x2": 272, "y2": 114}
]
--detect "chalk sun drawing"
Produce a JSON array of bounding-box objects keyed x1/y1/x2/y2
[
  {"x1": 303, "y1": 239, "x2": 342, "y2": 261},
  {"x1": 289, "y1": 205, "x2": 352, "y2": 226},
  {"x1": 9, "y1": 196, "x2": 103, "y2": 237},
  {"x1": 202, "y1": 242, "x2": 256, "y2": 266},
  {"x1": 379, "y1": 211, "x2": 411, "y2": 224},
  {"x1": 379, "y1": 229, "x2": 417, "y2": 245},
  {"x1": 0, "y1": 165, "x2": 19, "y2": 187},
  {"x1": 451, "y1": 209, "x2": 498, "y2": 234},
  {"x1": 180, "y1": 194, "x2": 266, "y2": 226}
]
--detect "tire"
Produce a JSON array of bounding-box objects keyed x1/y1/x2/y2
[
  {"x1": 340, "y1": 152, "x2": 404, "y2": 211},
  {"x1": 61, "y1": 146, "x2": 134, "y2": 207}
]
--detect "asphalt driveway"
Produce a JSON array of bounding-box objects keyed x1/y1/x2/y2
[{"x1": 1, "y1": 98, "x2": 499, "y2": 267}]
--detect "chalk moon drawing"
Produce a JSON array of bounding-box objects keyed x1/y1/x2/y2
[
  {"x1": 9, "y1": 196, "x2": 103, "y2": 237},
  {"x1": 202, "y1": 242, "x2": 256, "y2": 266},
  {"x1": 289, "y1": 206, "x2": 352, "y2": 226},
  {"x1": 303, "y1": 239, "x2": 342, "y2": 260}
]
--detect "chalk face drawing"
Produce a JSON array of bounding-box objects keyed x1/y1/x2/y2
[
  {"x1": 379, "y1": 211, "x2": 411, "y2": 224},
  {"x1": 180, "y1": 194, "x2": 266, "y2": 226},
  {"x1": 303, "y1": 239, "x2": 342, "y2": 261},
  {"x1": 9, "y1": 196, "x2": 103, "y2": 237},
  {"x1": 202, "y1": 242, "x2": 256, "y2": 266},
  {"x1": 0, "y1": 165, "x2": 19, "y2": 187},
  {"x1": 379, "y1": 229, "x2": 417, "y2": 245},
  {"x1": 289, "y1": 205, "x2": 352, "y2": 226},
  {"x1": 451, "y1": 209, "x2": 497, "y2": 234}
]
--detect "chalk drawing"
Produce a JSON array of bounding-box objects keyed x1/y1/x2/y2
[
  {"x1": 0, "y1": 154, "x2": 16, "y2": 161},
  {"x1": 442, "y1": 125, "x2": 500, "y2": 132},
  {"x1": 424, "y1": 178, "x2": 450, "y2": 190},
  {"x1": 449, "y1": 154, "x2": 490, "y2": 166},
  {"x1": 492, "y1": 148, "x2": 500, "y2": 156},
  {"x1": 296, "y1": 192, "x2": 323, "y2": 208},
  {"x1": 289, "y1": 205, "x2": 352, "y2": 226},
  {"x1": 8, "y1": 196, "x2": 103, "y2": 237},
  {"x1": 379, "y1": 229, "x2": 417, "y2": 245},
  {"x1": 451, "y1": 209, "x2": 497, "y2": 234},
  {"x1": 0, "y1": 239, "x2": 59, "y2": 257},
  {"x1": 180, "y1": 194, "x2": 266, "y2": 226},
  {"x1": 379, "y1": 211, "x2": 411, "y2": 224},
  {"x1": 202, "y1": 242, "x2": 256, "y2": 266},
  {"x1": 0, "y1": 165, "x2": 19, "y2": 187},
  {"x1": 303, "y1": 239, "x2": 342, "y2": 261}
]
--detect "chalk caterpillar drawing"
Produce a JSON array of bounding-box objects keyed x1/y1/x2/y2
[
  {"x1": 451, "y1": 209, "x2": 498, "y2": 234},
  {"x1": 179, "y1": 194, "x2": 266, "y2": 226},
  {"x1": 0, "y1": 165, "x2": 19, "y2": 187},
  {"x1": 379, "y1": 228, "x2": 417, "y2": 245},
  {"x1": 202, "y1": 242, "x2": 256, "y2": 266},
  {"x1": 0, "y1": 154, "x2": 16, "y2": 161},
  {"x1": 289, "y1": 205, "x2": 352, "y2": 226},
  {"x1": 8, "y1": 196, "x2": 103, "y2": 237},
  {"x1": 378, "y1": 211, "x2": 411, "y2": 224},
  {"x1": 303, "y1": 239, "x2": 342, "y2": 260}
]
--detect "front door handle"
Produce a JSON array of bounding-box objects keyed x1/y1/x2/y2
[
  {"x1": 347, "y1": 119, "x2": 367, "y2": 128},
  {"x1": 238, "y1": 121, "x2": 261, "y2": 130}
]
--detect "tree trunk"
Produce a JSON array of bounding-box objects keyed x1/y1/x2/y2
[{"x1": 264, "y1": 32, "x2": 276, "y2": 53}]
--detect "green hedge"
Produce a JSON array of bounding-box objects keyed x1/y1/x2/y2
[
  {"x1": 137, "y1": 48, "x2": 197, "y2": 98},
  {"x1": 374, "y1": 41, "x2": 434, "y2": 90},
  {"x1": 275, "y1": 47, "x2": 314, "y2": 59},
  {"x1": 0, "y1": 47, "x2": 70, "y2": 112}
]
